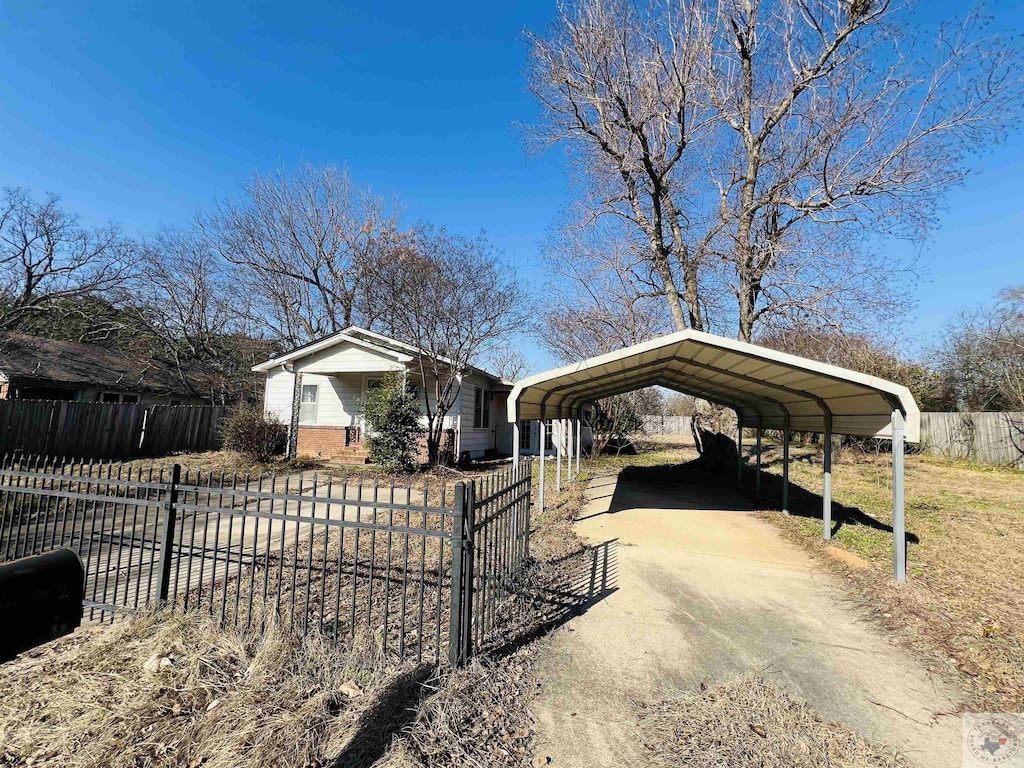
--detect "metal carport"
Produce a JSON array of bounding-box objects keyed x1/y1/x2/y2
[{"x1": 507, "y1": 330, "x2": 920, "y2": 582}]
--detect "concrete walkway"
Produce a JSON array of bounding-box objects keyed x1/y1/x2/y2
[{"x1": 531, "y1": 469, "x2": 963, "y2": 768}]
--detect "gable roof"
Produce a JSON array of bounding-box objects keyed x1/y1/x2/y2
[
  {"x1": 251, "y1": 326, "x2": 508, "y2": 384},
  {"x1": 508, "y1": 329, "x2": 920, "y2": 441},
  {"x1": 0, "y1": 332, "x2": 197, "y2": 395}
]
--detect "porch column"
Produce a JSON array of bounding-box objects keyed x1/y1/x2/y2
[
  {"x1": 755, "y1": 416, "x2": 763, "y2": 495},
  {"x1": 538, "y1": 416, "x2": 547, "y2": 517},
  {"x1": 782, "y1": 413, "x2": 790, "y2": 514},
  {"x1": 892, "y1": 409, "x2": 907, "y2": 583},
  {"x1": 823, "y1": 413, "x2": 833, "y2": 540},
  {"x1": 287, "y1": 370, "x2": 302, "y2": 460}
]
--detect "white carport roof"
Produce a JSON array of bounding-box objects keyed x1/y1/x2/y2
[{"x1": 508, "y1": 330, "x2": 919, "y2": 442}]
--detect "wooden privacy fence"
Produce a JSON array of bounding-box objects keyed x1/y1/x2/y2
[
  {"x1": 920, "y1": 411, "x2": 1024, "y2": 468},
  {"x1": 640, "y1": 414, "x2": 693, "y2": 436},
  {"x1": 0, "y1": 400, "x2": 226, "y2": 459},
  {"x1": 0, "y1": 457, "x2": 532, "y2": 666}
]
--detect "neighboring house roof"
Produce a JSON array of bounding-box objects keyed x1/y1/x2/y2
[
  {"x1": 251, "y1": 326, "x2": 510, "y2": 386},
  {"x1": 0, "y1": 332, "x2": 196, "y2": 395}
]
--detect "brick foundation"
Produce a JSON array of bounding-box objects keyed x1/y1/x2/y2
[
  {"x1": 296, "y1": 426, "x2": 364, "y2": 460},
  {"x1": 298, "y1": 426, "x2": 456, "y2": 465}
]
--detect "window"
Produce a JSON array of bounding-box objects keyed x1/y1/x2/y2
[
  {"x1": 366, "y1": 377, "x2": 384, "y2": 391},
  {"x1": 544, "y1": 419, "x2": 554, "y2": 451},
  {"x1": 100, "y1": 392, "x2": 140, "y2": 404},
  {"x1": 473, "y1": 387, "x2": 490, "y2": 429},
  {"x1": 299, "y1": 384, "x2": 318, "y2": 423},
  {"x1": 519, "y1": 420, "x2": 531, "y2": 450}
]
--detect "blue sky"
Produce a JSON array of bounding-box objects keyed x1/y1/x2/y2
[{"x1": 1, "y1": 0, "x2": 1021, "y2": 373}]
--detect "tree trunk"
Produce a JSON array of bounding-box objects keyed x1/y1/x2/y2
[{"x1": 649, "y1": 240, "x2": 689, "y2": 332}]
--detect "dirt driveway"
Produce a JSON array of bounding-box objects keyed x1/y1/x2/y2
[{"x1": 531, "y1": 468, "x2": 964, "y2": 768}]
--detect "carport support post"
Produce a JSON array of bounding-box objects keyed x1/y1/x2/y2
[
  {"x1": 575, "y1": 411, "x2": 582, "y2": 476},
  {"x1": 892, "y1": 409, "x2": 906, "y2": 583},
  {"x1": 823, "y1": 414, "x2": 833, "y2": 540},
  {"x1": 538, "y1": 417, "x2": 546, "y2": 517},
  {"x1": 736, "y1": 413, "x2": 744, "y2": 487},
  {"x1": 755, "y1": 417, "x2": 763, "y2": 495},
  {"x1": 782, "y1": 415, "x2": 790, "y2": 514},
  {"x1": 512, "y1": 412, "x2": 520, "y2": 480},
  {"x1": 555, "y1": 418, "x2": 562, "y2": 493},
  {"x1": 568, "y1": 417, "x2": 576, "y2": 481}
]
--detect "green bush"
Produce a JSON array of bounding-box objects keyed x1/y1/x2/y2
[
  {"x1": 222, "y1": 405, "x2": 286, "y2": 461},
  {"x1": 360, "y1": 372, "x2": 422, "y2": 472}
]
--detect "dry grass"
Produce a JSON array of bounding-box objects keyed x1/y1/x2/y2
[
  {"x1": 0, "y1": 611, "x2": 400, "y2": 768},
  {"x1": 758, "y1": 446, "x2": 1024, "y2": 712},
  {"x1": 381, "y1": 651, "x2": 536, "y2": 768},
  {"x1": 635, "y1": 675, "x2": 911, "y2": 768},
  {"x1": 530, "y1": 483, "x2": 587, "y2": 563}
]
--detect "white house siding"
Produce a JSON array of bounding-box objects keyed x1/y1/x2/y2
[
  {"x1": 457, "y1": 373, "x2": 501, "y2": 459},
  {"x1": 263, "y1": 368, "x2": 295, "y2": 423},
  {"x1": 295, "y1": 341, "x2": 406, "y2": 374}
]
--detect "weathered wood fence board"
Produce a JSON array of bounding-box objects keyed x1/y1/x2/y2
[
  {"x1": 920, "y1": 411, "x2": 1023, "y2": 468},
  {"x1": 0, "y1": 401, "x2": 225, "y2": 459},
  {"x1": 640, "y1": 415, "x2": 693, "y2": 435}
]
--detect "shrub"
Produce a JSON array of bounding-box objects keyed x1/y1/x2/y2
[
  {"x1": 222, "y1": 405, "x2": 286, "y2": 461},
  {"x1": 360, "y1": 372, "x2": 422, "y2": 472}
]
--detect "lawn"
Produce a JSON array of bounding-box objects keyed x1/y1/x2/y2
[{"x1": 756, "y1": 444, "x2": 1024, "y2": 712}]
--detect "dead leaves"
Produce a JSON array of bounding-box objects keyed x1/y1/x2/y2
[{"x1": 340, "y1": 681, "x2": 363, "y2": 698}]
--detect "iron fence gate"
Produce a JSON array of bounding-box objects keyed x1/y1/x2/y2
[{"x1": 0, "y1": 456, "x2": 532, "y2": 665}]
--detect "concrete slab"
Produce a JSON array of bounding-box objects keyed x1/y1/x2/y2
[{"x1": 532, "y1": 470, "x2": 963, "y2": 768}]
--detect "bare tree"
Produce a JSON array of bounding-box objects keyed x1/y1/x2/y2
[
  {"x1": 205, "y1": 165, "x2": 402, "y2": 346},
  {"x1": 0, "y1": 188, "x2": 137, "y2": 330},
  {"x1": 537, "y1": 219, "x2": 676, "y2": 362},
  {"x1": 935, "y1": 286, "x2": 1024, "y2": 411},
  {"x1": 132, "y1": 229, "x2": 271, "y2": 403},
  {"x1": 665, "y1": 393, "x2": 697, "y2": 416},
  {"x1": 486, "y1": 345, "x2": 530, "y2": 381},
  {"x1": 368, "y1": 226, "x2": 527, "y2": 464},
  {"x1": 709, "y1": 1, "x2": 1022, "y2": 340},
  {"x1": 526, "y1": 0, "x2": 717, "y2": 333},
  {"x1": 528, "y1": 1, "x2": 1024, "y2": 341}
]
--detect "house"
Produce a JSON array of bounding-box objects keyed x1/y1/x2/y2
[
  {"x1": 253, "y1": 327, "x2": 517, "y2": 463},
  {"x1": 0, "y1": 332, "x2": 206, "y2": 404}
]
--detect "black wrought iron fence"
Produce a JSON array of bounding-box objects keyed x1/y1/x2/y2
[{"x1": 0, "y1": 455, "x2": 532, "y2": 665}]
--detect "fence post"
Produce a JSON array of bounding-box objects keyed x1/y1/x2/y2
[
  {"x1": 461, "y1": 481, "x2": 476, "y2": 661},
  {"x1": 448, "y1": 481, "x2": 468, "y2": 666},
  {"x1": 523, "y1": 459, "x2": 532, "y2": 559},
  {"x1": 156, "y1": 464, "x2": 181, "y2": 605}
]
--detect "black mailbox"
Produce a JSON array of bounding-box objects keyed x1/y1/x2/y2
[{"x1": 0, "y1": 548, "x2": 84, "y2": 662}]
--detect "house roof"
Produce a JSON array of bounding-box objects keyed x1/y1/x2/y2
[
  {"x1": 508, "y1": 329, "x2": 920, "y2": 441},
  {"x1": 0, "y1": 332, "x2": 196, "y2": 395},
  {"x1": 252, "y1": 327, "x2": 510, "y2": 385}
]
